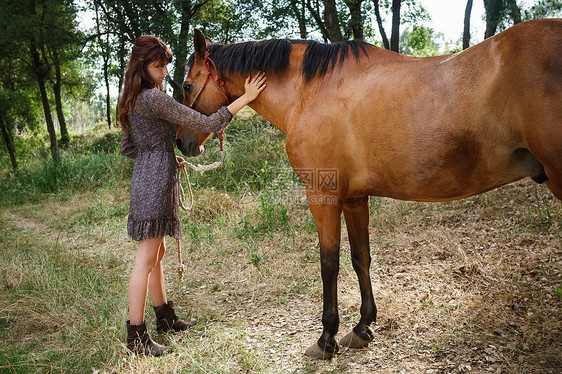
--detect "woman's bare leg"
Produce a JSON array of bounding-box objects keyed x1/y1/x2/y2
[
  {"x1": 129, "y1": 237, "x2": 164, "y2": 325},
  {"x1": 148, "y1": 240, "x2": 167, "y2": 307}
]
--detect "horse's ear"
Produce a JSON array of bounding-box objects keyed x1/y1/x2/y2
[{"x1": 193, "y1": 29, "x2": 206, "y2": 59}]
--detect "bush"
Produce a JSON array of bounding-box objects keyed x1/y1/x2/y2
[{"x1": 0, "y1": 129, "x2": 130, "y2": 207}]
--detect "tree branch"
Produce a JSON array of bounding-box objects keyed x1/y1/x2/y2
[
  {"x1": 373, "y1": 0, "x2": 389, "y2": 49},
  {"x1": 306, "y1": 0, "x2": 329, "y2": 41}
]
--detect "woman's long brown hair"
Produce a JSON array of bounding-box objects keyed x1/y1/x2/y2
[{"x1": 118, "y1": 35, "x2": 173, "y2": 131}]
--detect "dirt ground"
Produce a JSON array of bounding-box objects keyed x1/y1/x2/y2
[
  {"x1": 3, "y1": 178, "x2": 560, "y2": 373},
  {"x1": 152, "y1": 179, "x2": 560, "y2": 373}
]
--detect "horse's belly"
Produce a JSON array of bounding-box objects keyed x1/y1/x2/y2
[{"x1": 363, "y1": 148, "x2": 540, "y2": 202}]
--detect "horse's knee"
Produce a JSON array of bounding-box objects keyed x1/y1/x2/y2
[
  {"x1": 351, "y1": 251, "x2": 371, "y2": 272},
  {"x1": 320, "y1": 257, "x2": 339, "y2": 278}
]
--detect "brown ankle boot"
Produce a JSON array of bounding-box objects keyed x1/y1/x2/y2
[
  {"x1": 126, "y1": 320, "x2": 171, "y2": 356},
  {"x1": 154, "y1": 301, "x2": 196, "y2": 333}
]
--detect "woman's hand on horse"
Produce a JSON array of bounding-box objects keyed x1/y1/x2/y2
[
  {"x1": 226, "y1": 72, "x2": 267, "y2": 116},
  {"x1": 243, "y1": 72, "x2": 267, "y2": 102}
]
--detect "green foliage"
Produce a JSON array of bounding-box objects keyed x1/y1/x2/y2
[
  {"x1": 253, "y1": 0, "x2": 314, "y2": 39},
  {"x1": 524, "y1": 0, "x2": 562, "y2": 19},
  {"x1": 248, "y1": 252, "x2": 262, "y2": 269},
  {"x1": 405, "y1": 25, "x2": 439, "y2": 56},
  {"x1": 482, "y1": 0, "x2": 557, "y2": 36},
  {"x1": 0, "y1": 52, "x2": 43, "y2": 172},
  {"x1": 236, "y1": 191, "x2": 292, "y2": 239},
  {"x1": 195, "y1": 0, "x2": 261, "y2": 43},
  {"x1": 0, "y1": 0, "x2": 93, "y2": 162},
  {"x1": 187, "y1": 113, "x2": 296, "y2": 194},
  {"x1": 302, "y1": 212, "x2": 317, "y2": 234},
  {"x1": 0, "y1": 129, "x2": 128, "y2": 207},
  {"x1": 397, "y1": 0, "x2": 431, "y2": 25},
  {"x1": 0, "y1": 61, "x2": 41, "y2": 133},
  {"x1": 256, "y1": 191, "x2": 291, "y2": 232}
]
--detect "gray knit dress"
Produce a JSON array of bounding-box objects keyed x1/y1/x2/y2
[{"x1": 120, "y1": 88, "x2": 232, "y2": 241}]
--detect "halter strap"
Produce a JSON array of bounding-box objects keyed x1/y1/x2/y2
[
  {"x1": 189, "y1": 51, "x2": 230, "y2": 107},
  {"x1": 188, "y1": 51, "x2": 230, "y2": 151}
]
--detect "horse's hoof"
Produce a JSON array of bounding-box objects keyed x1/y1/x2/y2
[
  {"x1": 340, "y1": 330, "x2": 371, "y2": 348},
  {"x1": 305, "y1": 342, "x2": 336, "y2": 360}
]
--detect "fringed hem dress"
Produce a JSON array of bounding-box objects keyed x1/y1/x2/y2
[{"x1": 120, "y1": 88, "x2": 232, "y2": 241}]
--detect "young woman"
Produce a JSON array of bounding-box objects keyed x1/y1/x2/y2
[{"x1": 118, "y1": 35, "x2": 266, "y2": 356}]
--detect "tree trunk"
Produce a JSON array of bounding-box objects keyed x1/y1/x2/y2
[
  {"x1": 116, "y1": 35, "x2": 127, "y2": 126},
  {"x1": 118, "y1": 37, "x2": 126, "y2": 98},
  {"x1": 51, "y1": 49, "x2": 70, "y2": 144},
  {"x1": 290, "y1": 0, "x2": 308, "y2": 39},
  {"x1": 170, "y1": 0, "x2": 210, "y2": 102},
  {"x1": 345, "y1": 0, "x2": 364, "y2": 40},
  {"x1": 373, "y1": 0, "x2": 390, "y2": 49},
  {"x1": 94, "y1": 1, "x2": 112, "y2": 128},
  {"x1": 102, "y1": 19, "x2": 112, "y2": 128},
  {"x1": 170, "y1": 1, "x2": 192, "y2": 103},
  {"x1": 306, "y1": 0, "x2": 330, "y2": 42},
  {"x1": 38, "y1": 79, "x2": 59, "y2": 163},
  {"x1": 224, "y1": 18, "x2": 232, "y2": 44},
  {"x1": 463, "y1": 0, "x2": 473, "y2": 49},
  {"x1": 484, "y1": 0, "x2": 502, "y2": 38},
  {"x1": 323, "y1": 0, "x2": 345, "y2": 42},
  {"x1": 31, "y1": 45, "x2": 58, "y2": 163},
  {"x1": 390, "y1": 0, "x2": 401, "y2": 52},
  {"x1": 0, "y1": 118, "x2": 18, "y2": 174},
  {"x1": 506, "y1": 0, "x2": 522, "y2": 24},
  {"x1": 104, "y1": 58, "x2": 111, "y2": 128}
]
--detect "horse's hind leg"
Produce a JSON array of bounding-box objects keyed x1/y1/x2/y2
[
  {"x1": 526, "y1": 118, "x2": 562, "y2": 200},
  {"x1": 340, "y1": 197, "x2": 377, "y2": 348},
  {"x1": 545, "y1": 170, "x2": 562, "y2": 200},
  {"x1": 541, "y1": 135, "x2": 562, "y2": 199}
]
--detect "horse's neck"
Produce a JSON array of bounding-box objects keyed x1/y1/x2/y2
[
  {"x1": 244, "y1": 46, "x2": 412, "y2": 135},
  {"x1": 228, "y1": 74, "x2": 298, "y2": 135},
  {"x1": 248, "y1": 94, "x2": 290, "y2": 135}
]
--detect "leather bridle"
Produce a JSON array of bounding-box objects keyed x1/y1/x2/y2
[{"x1": 188, "y1": 50, "x2": 230, "y2": 108}]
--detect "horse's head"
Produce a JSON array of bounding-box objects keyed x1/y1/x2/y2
[{"x1": 176, "y1": 29, "x2": 227, "y2": 157}]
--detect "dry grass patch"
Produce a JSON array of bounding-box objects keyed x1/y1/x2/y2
[
  {"x1": 156, "y1": 179, "x2": 561, "y2": 373},
  {"x1": 1, "y1": 174, "x2": 560, "y2": 373}
]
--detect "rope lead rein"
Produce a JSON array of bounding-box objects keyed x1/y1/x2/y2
[{"x1": 175, "y1": 148, "x2": 225, "y2": 281}]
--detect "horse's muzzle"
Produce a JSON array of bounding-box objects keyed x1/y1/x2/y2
[{"x1": 176, "y1": 137, "x2": 203, "y2": 157}]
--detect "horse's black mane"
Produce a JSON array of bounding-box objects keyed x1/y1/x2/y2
[
  {"x1": 301, "y1": 39, "x2": 369, "y2": 82},
  {"x1": 188, "y1": 38, "x2": 369, "y2": 82}
]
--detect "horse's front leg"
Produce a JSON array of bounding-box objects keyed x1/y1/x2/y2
[
  {"x1": 340, "y1": 196, "x2": 377, "y2": 348},
  {"x1": 304, "y1": 192, "x2": 343, "y2": 360}
]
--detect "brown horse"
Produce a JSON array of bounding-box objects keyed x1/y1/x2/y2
[{"x1": 176, "y1": 19, "x2": 562, "y2": 359}]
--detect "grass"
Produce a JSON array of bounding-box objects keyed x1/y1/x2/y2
[
  {"x1": 0, "y1": 215, "x2": 127, "y2": 373},
  {"x1": 0, "y1": 109, "x2": 561, "y2": 373}
]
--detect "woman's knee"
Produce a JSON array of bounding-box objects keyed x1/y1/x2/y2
[{"x1": 134, "y1": 238, "x2": 163, "y2": 271}]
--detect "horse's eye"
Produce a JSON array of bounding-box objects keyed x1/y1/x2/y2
[{"x1": 183, "y1": 84, "x2": 193, "y2": 94}]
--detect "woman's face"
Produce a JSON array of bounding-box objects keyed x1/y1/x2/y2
[{"x1": 147, "y1": 60, "x2": 169, "y2": 86}]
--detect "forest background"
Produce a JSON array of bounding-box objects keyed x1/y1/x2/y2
[{"x1": 1, "y1": 0, "x2": 561, "y2": 165}]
